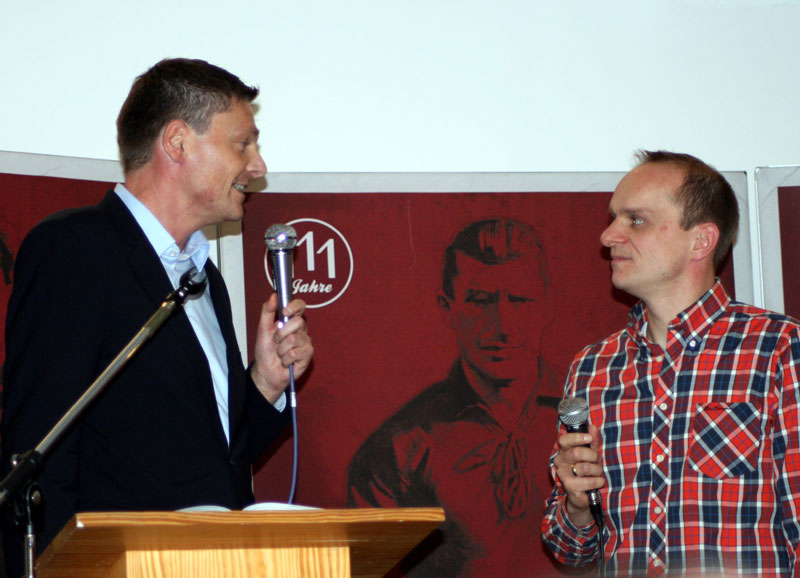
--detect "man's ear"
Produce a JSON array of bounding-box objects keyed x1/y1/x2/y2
[
  {"x1": 161, "y1": 119, "x2": 190, "y2": 164},
  {"x1": 437, "y1": 294, "x2": 457, "y2": 330},
  {"x1": 692, "y1": 222, "x2": 720, "y2": 262}
]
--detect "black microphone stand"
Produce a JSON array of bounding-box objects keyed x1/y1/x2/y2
[{"x1": 0, "y1": 268, "x2": 207, "y2": 578}]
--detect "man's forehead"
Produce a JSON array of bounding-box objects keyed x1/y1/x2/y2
[
  {"x1": 209, "y1": 100, "x2": 260, "y2": 136},
  {"x1": 453, "y1": 251, "x2": 546, "y2": 289},
  {"x1": 610, "y1": 163, "x2": 684, "y2": 210}
]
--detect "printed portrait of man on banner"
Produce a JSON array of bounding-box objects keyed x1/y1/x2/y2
[{"x1": 347, "y1": 217, "x2": 564, "y2": 576}]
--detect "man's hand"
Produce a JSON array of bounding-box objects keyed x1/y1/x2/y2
[
  {"x1": 553, "y1": 423, "x2": 605, "y2": 527},
  {"x1": 250, "y1": 293, "x2": 313, "y2": 404}
]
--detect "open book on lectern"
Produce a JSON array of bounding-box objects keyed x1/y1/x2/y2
[{"x1": 178, "y1": 502, "x2": 319, "y2": 512}]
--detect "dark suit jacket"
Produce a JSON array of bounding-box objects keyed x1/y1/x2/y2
[{"x1": 1, "y1": 191, "x2": 289, "y2": 575}]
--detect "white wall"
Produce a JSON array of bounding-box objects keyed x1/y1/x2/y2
[
  {"x1": 2, "y1": 0, "x2": 800, "y2": 303},
  {"x1": 2, "y1": 0, "x2": 798, "y2": 171}
]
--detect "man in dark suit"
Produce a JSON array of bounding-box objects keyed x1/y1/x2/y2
[{"x1": 0, "y1": 58, "x2": 313, "y2": 577}]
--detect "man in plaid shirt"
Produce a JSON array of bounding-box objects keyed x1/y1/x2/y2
[{"x1": 542, "y1": 150, "x2": 800, "y2": 576}]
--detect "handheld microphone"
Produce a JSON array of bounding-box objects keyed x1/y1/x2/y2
[
  {"x1": 264, "y1": 224, "x2": 298, "y2": 324},
  {"x1": 264, "y1": 224, "x2": 301, "y2": 504},
  {"x1": 557, "y1": 397, "x2": 604, "y2": 528}
]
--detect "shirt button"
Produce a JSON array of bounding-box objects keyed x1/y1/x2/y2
[
  {"x1": 656, "y1": 454, "x2": 665, "y2": 463},
  {"x1": 689, "y1": 339, "x2": 697, "y2": 347},
  {"x1": 653, "y1": 559, "x2": 662, "y2": 567},
  {"x1": 654, "y1": 506, "x2": 662, "y2": 514},
  {"x1": 659, "y1": 402, "x2": 668, "y2": 411}
]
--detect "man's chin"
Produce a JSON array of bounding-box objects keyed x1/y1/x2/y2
[
  {"x1": 610, "y1": 274, "x2": 632, "y2": 292},
  {"x1": 225, "y1": 204, "x2": 245, "y2": 222},
  {"x1": 480, "y1": 360, "x2": 530, "y2": 384}
]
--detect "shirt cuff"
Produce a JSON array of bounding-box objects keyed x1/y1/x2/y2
[
  {"x1": 556, "y1": 498, "x2": 598, "y2": 539},
  {"x1": 273, "y1": 392, "x2": 287, "y2": 412}
]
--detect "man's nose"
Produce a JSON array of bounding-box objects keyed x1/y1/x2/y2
[
  {"x1": 490, "y1": 300, "x2": 518, "y2": 338},
  {"x1": 600, "y1": 220, "x2": 622, "y2": 247},
  {"x1": 249, "y1": 149, "x2": 267, "y2": 178}
]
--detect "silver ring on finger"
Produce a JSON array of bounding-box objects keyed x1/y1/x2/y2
[{"x1": 571, "y1": 464, "x2": 578, "y2": 477}]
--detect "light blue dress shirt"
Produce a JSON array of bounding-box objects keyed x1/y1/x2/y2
[{"x1": 114, "y1": 184, "x2": 233, "y2": 442}]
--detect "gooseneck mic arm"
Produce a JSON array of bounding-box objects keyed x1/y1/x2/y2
[{"x1": 0, "y1": 267, "x2": 207, "y2": 576}]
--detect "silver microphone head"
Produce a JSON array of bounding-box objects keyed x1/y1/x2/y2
[
  {"x1": 558, "y1": 397, "x2": 590, "y2": 428},
  {"x1": 265, "y1": 224, "x2": 298, "y2": 251}
]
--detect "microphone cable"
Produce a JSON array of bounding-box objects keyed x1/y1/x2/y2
[
  {"x1": 596, "y1": 511, "x2": 605, "y2": 578},
  {"x1": 287, "y1": 364, "x2": 298, "y2": 504}
]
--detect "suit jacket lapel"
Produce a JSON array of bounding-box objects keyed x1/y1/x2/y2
[
  {"x1": 205, "y1": 262, "x2": 247, "y2": 448},
  {"x1": 98, "y1": 191, "x2": 231, "y2": 453}
]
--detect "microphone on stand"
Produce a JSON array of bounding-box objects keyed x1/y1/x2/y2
[
  {"x1": 265, "y1": 224, "x2": 298, "y2": 325},
  {"x1": 143, "y1": 267, "x2": 207, "y2": 335},
  {"x1": 557, "y1": 397, "x2": 604, "y2": 528}
]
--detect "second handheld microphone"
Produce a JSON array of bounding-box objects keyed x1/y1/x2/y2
[{"x1": 557, "y1": 397, "x2": 604, "y2": 528}]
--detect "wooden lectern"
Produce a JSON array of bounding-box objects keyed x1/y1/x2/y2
[{"x1": 34, "y1": 508, "x2": 445, "y2": 578}]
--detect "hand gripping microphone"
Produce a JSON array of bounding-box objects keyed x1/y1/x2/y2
[
  {"x1": 265, "y1": 224, "x2": 300, "y2": 504},
  {"x1": 265, "y1": 224, "x2": 298, "y2": 325},
  {"x1": 557, "y1": 397, "x2": 604, "y2": 528}
]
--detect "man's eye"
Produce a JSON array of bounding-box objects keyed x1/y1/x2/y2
[
  {"x1": 508, "y1": 295, "x2": 534, "y2": 304},
  {"x1": 467, "y1": 294, "x2": 495, "y2": 305},
  {"x1": 469, "y1": 297, "x2": 492, "y2": 305},
  {"x1": 631, "y1": 216, "x2": 644, "y2": 226}
]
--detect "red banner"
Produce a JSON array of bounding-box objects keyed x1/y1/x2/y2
[{"x1": 779, "y1": 186, "x2": 800, "y2": 319}]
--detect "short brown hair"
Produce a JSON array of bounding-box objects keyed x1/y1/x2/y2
[
  {"x1": 116, "y1": 58, "x2": 259, "y2": 173},
  {"x1": 441, "y1": 218, "x2": 550, "y2": 299},
  {"x1": 635, "y1": 150, "x2": 739, "y2": 269}
]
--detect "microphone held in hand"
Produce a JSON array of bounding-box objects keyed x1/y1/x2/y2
[
  {"x1": 265, "y1": 224, "x2": 301, "y2": 504},
  {"x1": 557, "y1": 397, "x2": 604, "y2": 528},
  {"x1": 265, "y1": 224, "x2": 298, "y2": 324}
]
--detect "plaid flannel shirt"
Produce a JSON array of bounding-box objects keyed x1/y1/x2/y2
[{"x1": 542, "y1": 280, "x2": 800, "y2": 576}]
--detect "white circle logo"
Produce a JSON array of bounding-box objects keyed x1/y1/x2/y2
[{"x1": 264, "y1": 218, "x2": 354, "y2": 309}]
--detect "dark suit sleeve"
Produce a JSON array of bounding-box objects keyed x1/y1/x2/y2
[
  {"x1": 2, "y1": 215, "x2": 110, "y2": 561},
  {"x1": 243, "y1": 368, "x2": 291, "y2": 463}
]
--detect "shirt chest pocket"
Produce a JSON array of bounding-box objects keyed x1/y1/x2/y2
[{"x1": 687, "y1": 402, "x2": 763, "y2": 479}]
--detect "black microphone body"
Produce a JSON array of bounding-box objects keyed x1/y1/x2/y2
[
  {"x1": 265, "y1": 224, "x2": 298, "y2": 324},
  {"x1": 558, "y1": 397, "x2": 604, "y2": 528}
]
